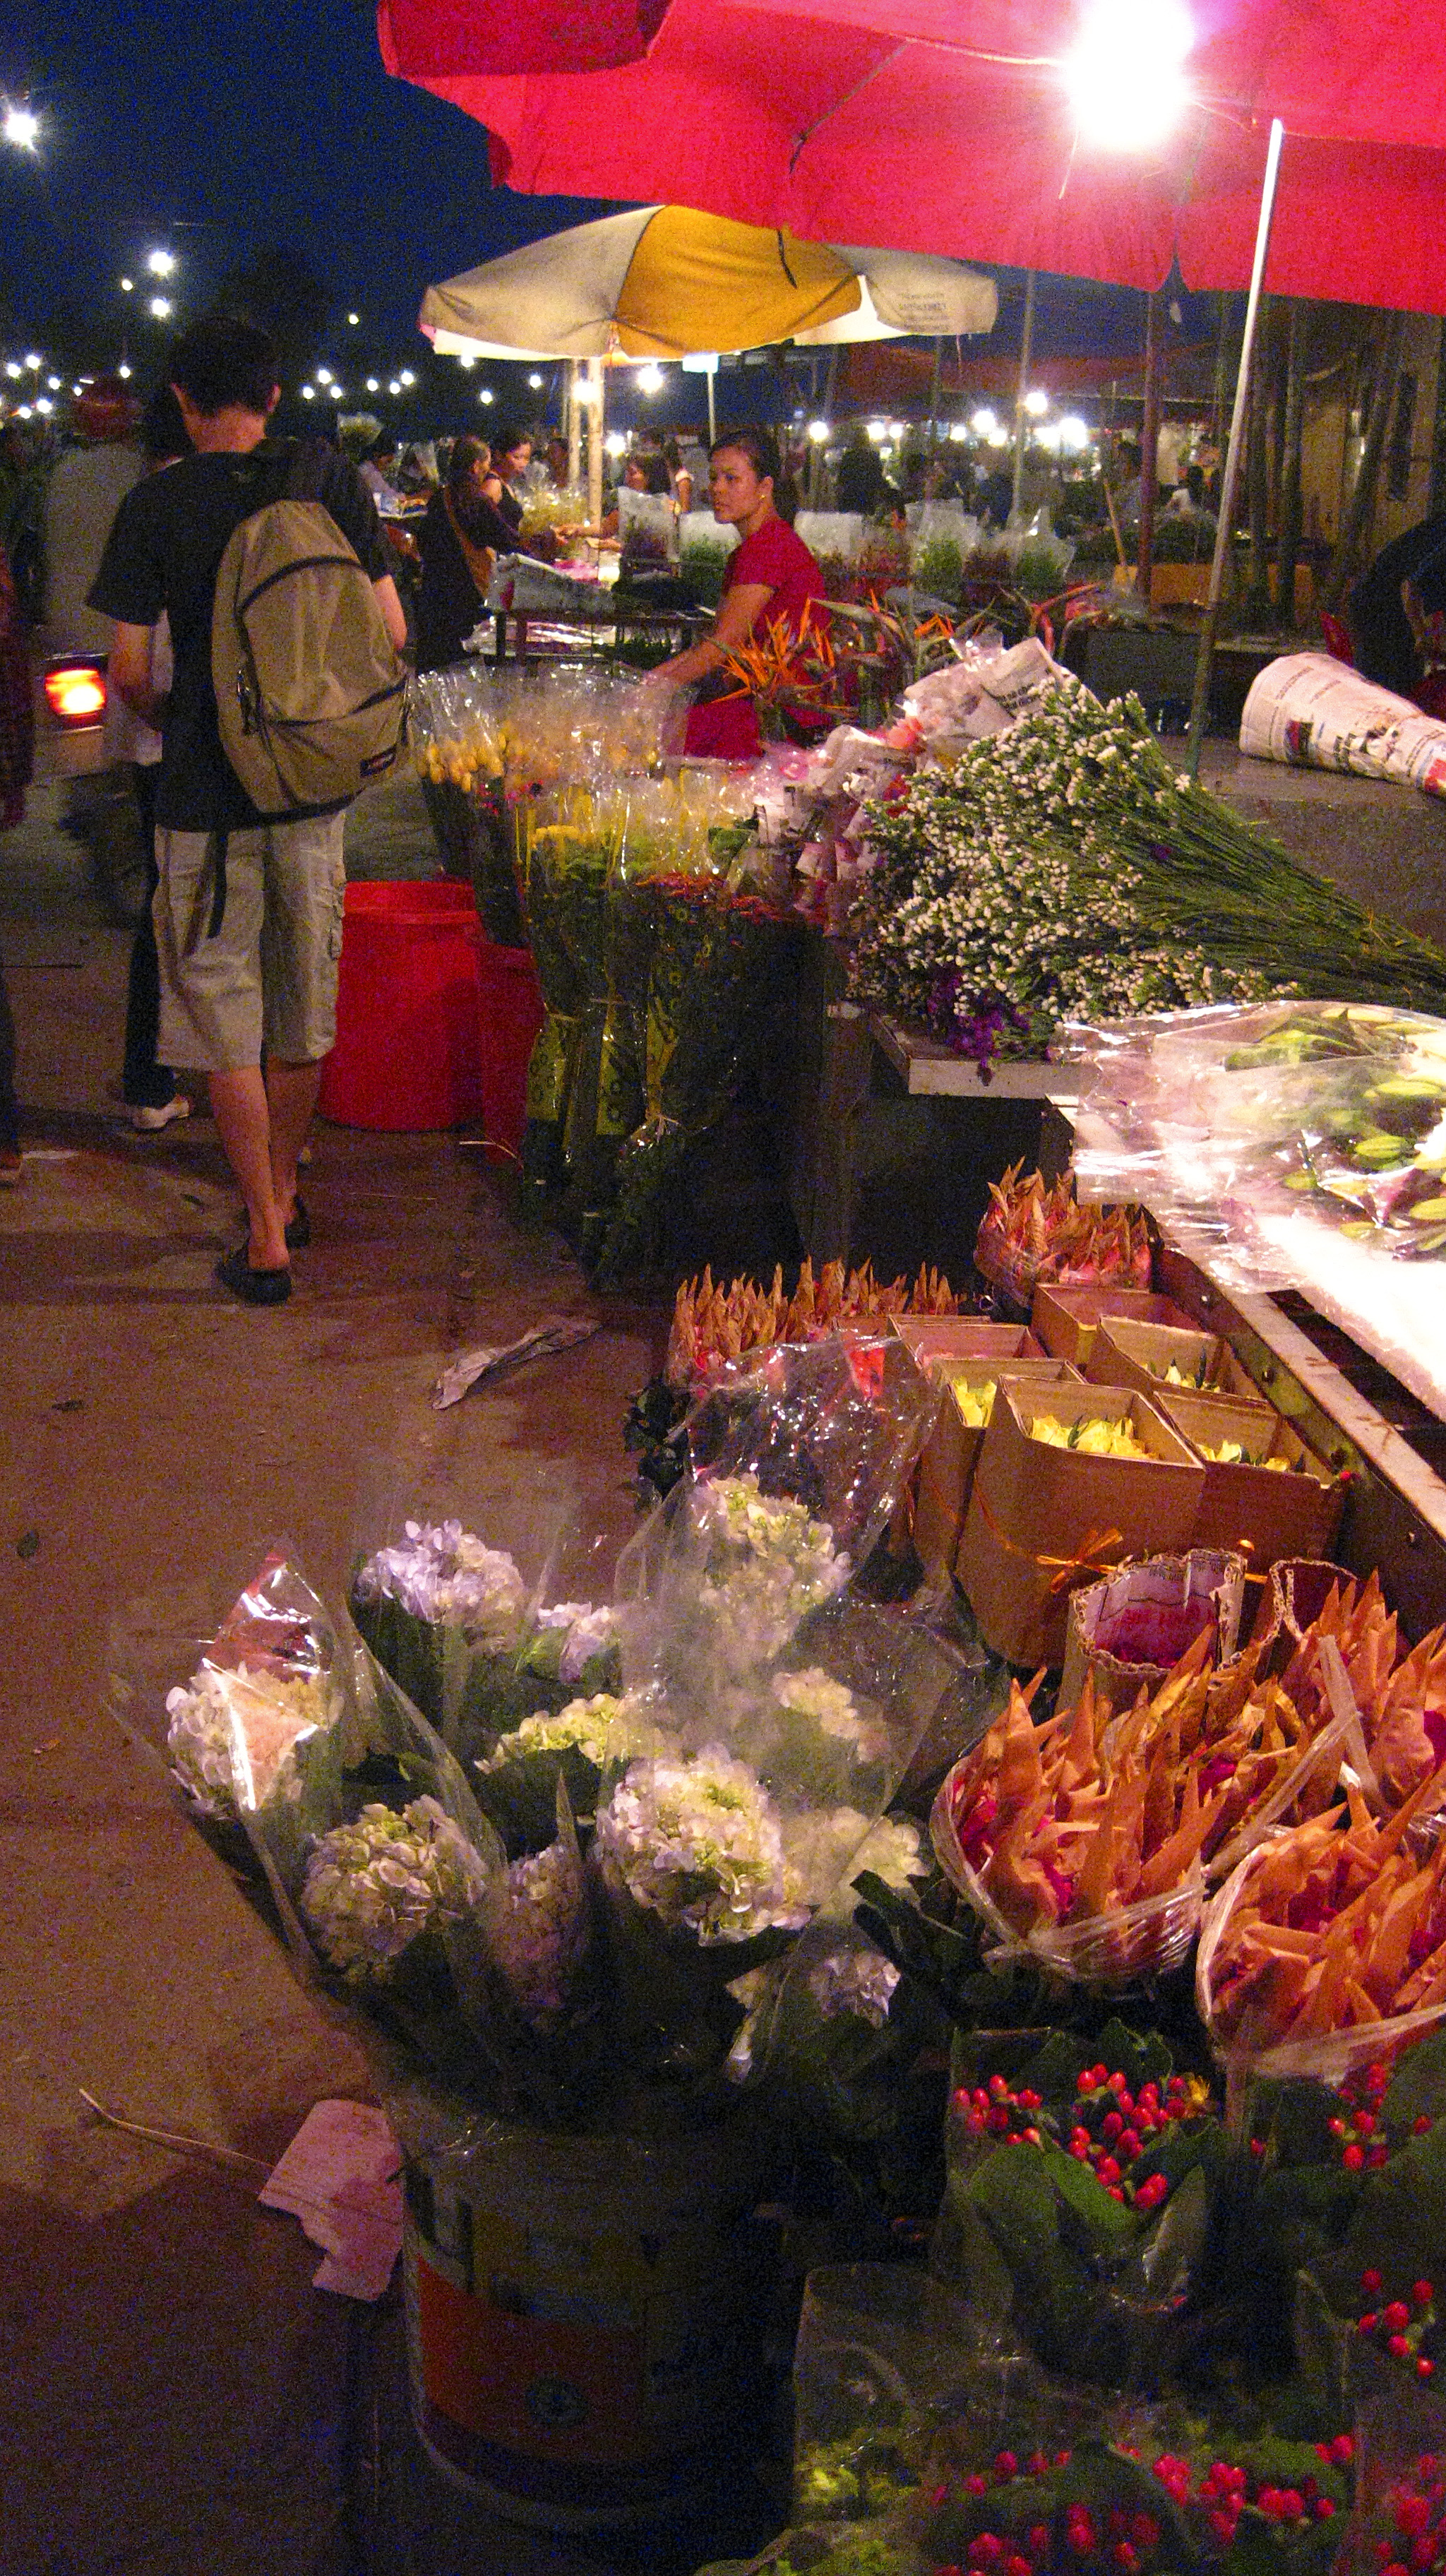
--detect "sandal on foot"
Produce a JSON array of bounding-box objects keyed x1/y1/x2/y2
[
  {"x1": 215, "y1": 1246, "x2": 291, "y2": 1306},
  {"x1": 284, "y1": 1198, "x2": 311, "y2": 1251}
]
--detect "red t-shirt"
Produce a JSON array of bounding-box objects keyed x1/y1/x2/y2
[{"x1": 684, "y1": 513, "x2": 825, "y2": 760}]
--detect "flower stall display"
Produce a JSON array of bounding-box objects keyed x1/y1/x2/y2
[
  {"x1": 848, "y1": 688, "x2": 1446, "y2": 1075},
  {"x1": 973, "y1": 1166, "x2": 1152, "y2": 1308},
  {"x1": 667, "y1": 1260, "x2": 962, "y2": 1389}
]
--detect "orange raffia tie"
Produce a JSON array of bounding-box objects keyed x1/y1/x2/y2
[{"x1": 971, "y1": 1484, "x2": 1127, "y2": 1596}]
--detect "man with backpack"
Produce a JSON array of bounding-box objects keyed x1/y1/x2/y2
[{"x1": 88, "y1": 317, "x2": 407, "y2": 1305}]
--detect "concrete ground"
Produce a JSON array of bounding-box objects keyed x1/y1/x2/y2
[{"x1": 0, "y1": 766, "x2": 724, "y2": 2576}]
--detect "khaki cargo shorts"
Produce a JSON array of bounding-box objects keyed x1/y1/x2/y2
[{"x1": 154, "y1": 815, "x2": 347, "y2": 1073}]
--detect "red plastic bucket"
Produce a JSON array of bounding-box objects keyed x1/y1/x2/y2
[
  {"x1": 320, "y1": 880, "x2": 484, "y2": 1131},
  {"x1": 474, "y1": 942, "x2": 546, "y2": 1166}
]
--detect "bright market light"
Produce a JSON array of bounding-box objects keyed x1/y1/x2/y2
[
  {"x1": 347, "y1": 312, "x2": 360, "y2": 326},
  {"x1": 949, "y1": 420, "x2": 970, "y2": 442},
  {"x1": 119, "y1": 277, "x2": 133, "y2": 292},
  {"x1": 148, "y1": 297, "x2": 172, "y2": 320},
  {"x1": 636, "y1": 362, "x2": 665, "y2": 395},
  {"x1": 1036, "y1": 419, "x2": 1064, "y2": 452},
  {"x1": 301, "y1": 384, "x2": 316, "y2": 400},
  {"x1": 46, "y1": 375, "x2": 59, "y2": 389},
  {"x1": 399, "y1": 369, "x2": 415, "y2": 388},
  {"x1": 1063, "y1": 0, "x2": 1193, "y2": 154},
  {"x1": 35, "y1": 396, "x2": 52, "y2": 415},
  {"x1": 145, "y1": 248, "x2": 177, "y2": 278},
  {"x1": 807, "y1": 419, "x2": 830, "y2": 443},
  {"x1": 866, "y1": 418, "x2": 888, "y2": 443},
  {"x1": 457, "y1": 352, "x2": 474, "y2": 370},
  {"x1": 988, "y1": 424, "x2": 1011, "y2": 448},
  {"x1": 3, "y1": 363, "x2": 19, "y2": 380},
  {"x1": 388, "y1": 379, "x2": 401, "y2": 395},
  {"x1": 478, "y1": 387, "x2": 494, "y2": 405},
  {"x1": 365, "y1": 376, "x2": 378, "y2": 393},
  {"x1": 605, "y1": 431, "x2": 627, "y2": 458},
  {"x1": 527, "y1": 371, "x2": 544, "y2": 389},
  {"x1": 1023, "y1": 387, "x2": 1049, "y2": 417},
  {"x1": 1059, "y1": 414, "x2": 1092, "y2": 453},
  {"x1": 16, "y1": 405, "x2": 31, "y2": 419},
  {"x1": 316, "y1": 366, "x2": 333, "y2": 384},
  {"x1": 4, "y1": 103, "x2": 40, "y2": 150}
]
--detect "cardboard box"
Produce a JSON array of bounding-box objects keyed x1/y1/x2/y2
[
  {"x1": 1085, "y1": 1317, "x2": 1227, "y2": 1398},
  {"x1": 1030, "y1": 1284, "x2": 1193, "y2": 1367},
  {"x1": 889, "y1": 1316, "x2": 1045, "y2": 1369},
  {"x1": 1156, "y1": 1390, "x2": 1346, "y2": 1572},
  {"x1": 1060, "y1": 1549, "x2": 1248, "y2": 1717},
  {"x1": 912, "y1": 1358, "x2": 1080, "y2": 1578},
  {"x1": 957, "y1": 1382, "x2": 1205, "y2": 1669}
]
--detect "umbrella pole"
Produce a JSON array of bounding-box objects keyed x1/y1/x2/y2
[
  {"x1": 1137, "y1": 290, "x2": 1161, "y2": 612},
  {"x1": 587, "y1": 356, "x2": 604, "y2": 527},
  {"x1": 1185, "y1": 116, "x2": 1286, "y2": 776},
  {"x1": 1010, "y1": 270, "x2": 1036, "y2": 521},
  {"x1": 707, "y1": 362, "x2": 716, "y2": 446},
  {"x1": 567, "y1": 361, "x2": 582, "y2": 490}
]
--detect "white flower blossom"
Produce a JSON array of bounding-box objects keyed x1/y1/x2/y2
[
  {"x1": 299, "y1": 1797, "x2": 489, "y2": 1981},
  {"x1": 806, "y1": 1945, "x2": 901, "y2": 2027},
  {"x1": 594, "y1": 1745, "x2": 811, "y2": 1944},
  {"x1": 772, "y1": 1666, "x2": 890, "y2": 1763},
  {"x1": 534, "y1": 1599, "x2": 619, "y2": 1682},
  {"x1": 489, "y1": 1837, "x2": 588, "y2": 2019},
  {"x1": 477, "y1": 1692, "x2": 666, "y2": 1775},
  {"x1": 691, "y1": 1474, "x2": 850, "y2": 1672},
  {"x1": 784, "y1": 1808, "x2": 926, "y2": 1909},
  {"x1": 353, "y1": 1520, "x2": 527, "y2": 1650},
  {"x1": 166, "y1": 1660, "x2": 332, "y2": 1817}
]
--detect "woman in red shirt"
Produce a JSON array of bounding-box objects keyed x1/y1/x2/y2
[{"x1": 646, "y1": 427, "x2": 824, "y2": 758}]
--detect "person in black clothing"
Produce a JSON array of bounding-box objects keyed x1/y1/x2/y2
[
  {"x1": 1348, "y1": 514, "x2": 1446, "y2": 702},
  {"x1": 487, "y1": 427, "x2": 534, "y2": 536},
  {"x1": 116, "y1": 384, "x2": 192, "y2": 1128},
  {"x1": 89, "y1": 317, "x2": 405, "y2": 1304},
  {"x1": 833, "y1": 426, "x2": 890, "y2": 517},
  {"x1": 414, "y1": 436, "x2": 506, "y2": 674}
]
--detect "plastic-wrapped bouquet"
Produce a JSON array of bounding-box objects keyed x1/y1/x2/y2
[{"x1": 349, "y1": 1517, "x2": 620, "y2": 1767}]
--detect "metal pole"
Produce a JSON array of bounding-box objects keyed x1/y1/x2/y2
[
  {"x1": 1185, "y1": 116, "x2": 1286, "y2": 775},
  {"x1": 587, "y1": 355, "x2": 604, "y2": 526},
  {"x1": 1137, "y1": 290, "x2": 1162, "y2": 611},
  {"x1": 1010, "y1": 270, "x2": 1036, "y2": 521},
  {"x1": 707, "y1": 359, "x2": 716, "y2": 446},
  {"x1": 567, "y1": 359, "x2": 582, "y2": 490}
]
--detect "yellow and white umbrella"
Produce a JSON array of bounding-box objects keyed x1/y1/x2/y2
[{"x1": 419, "y1": 203, "x2": 997, "y2": 362}]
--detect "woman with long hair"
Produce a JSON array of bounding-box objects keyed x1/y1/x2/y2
[{"x1": 644, "y1": 426, "x2": 824, "y2": 757}]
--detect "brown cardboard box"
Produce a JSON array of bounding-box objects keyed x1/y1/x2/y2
[
  {"x1": 1085, "y1": 1318, "x2": 1226, "y2": 1398},
  {"x1": 1030, "y1": 1285, "x2": 1193, "y2": 1366},
  {"x1": 1156, "y1": 1390, "x2": 1346, "y2": 1572},
  {"x1": 890, "y1": 1317, "x2": 1045, "y2": 1368},
  {"x1": 912, "y1": 1358, "x2": 1080, "y2": 1578},
  {"x1": 957, "y1": 1382, "x2": 1205, "y2": 1668}
]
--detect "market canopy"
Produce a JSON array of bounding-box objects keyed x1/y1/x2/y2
[
  {"x1": 419, "y1": 204, "x2": 998, "y2": 362},
  {"x1": 382, "y1": 0, "x2": 1446, "y2": 312}
]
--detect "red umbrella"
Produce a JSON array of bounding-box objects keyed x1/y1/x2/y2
[{"x1": 380, "y1": 0, "x2": 1446, "y2": 311}]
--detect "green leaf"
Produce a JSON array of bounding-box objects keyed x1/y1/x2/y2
[{"x1": 1382, "y1": 2025, "x2": 1446, "y2": 2130}]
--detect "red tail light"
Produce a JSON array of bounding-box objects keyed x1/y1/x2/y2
[{"x1": 44, "y1": 664, "x2": 107, "y2": 724}]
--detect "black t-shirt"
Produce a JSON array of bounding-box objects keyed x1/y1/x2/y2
[
  {"x1": 88, "y1": 439, "x2": 390, "y2": 830},
  {"x1": 1349, "y1": 513, "x2": 1446, "y2": 701}
]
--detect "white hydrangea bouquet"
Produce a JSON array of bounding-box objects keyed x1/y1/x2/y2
[
  {"x1": 349, "y1": 1517, "x2": 622, "y2": 1769},
  {"x1": 119, "y1": 1486, "x2": 955, "y2": 2132}
]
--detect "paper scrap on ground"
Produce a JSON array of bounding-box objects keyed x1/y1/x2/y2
[
  {"x1": 431, "y1": 1314, "x2": 598, "y2": 1410},
  {"x1": 259, "y1": 2099, "x2": 402, "y2": 2300}
]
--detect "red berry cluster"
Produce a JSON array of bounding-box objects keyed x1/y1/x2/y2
[
  {"x1": 1354, "y1": 2269, "x2": 1437, "y2": 2380},
  {"x1": 949, "y1": 2063, "x2": 1208, "y2": 2214},
  {"x1": 925, "y1": 2442, "x2": 1354, "y2": 2576},
  {"x1": 1368, "y1": 2447, "x2": 1446, "y2": 2576}
]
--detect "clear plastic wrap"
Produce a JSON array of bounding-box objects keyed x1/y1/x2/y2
[{"x1": 408, "y1": 664, "x2": 506, "y2": 791}]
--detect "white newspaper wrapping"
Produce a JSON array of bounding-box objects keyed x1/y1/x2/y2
[
  {"x1": 902, "y1": 636, "x2": 1075, "y2": 751},
  {"x1": 1239, "y1": 652, "x2": 1446, "y2": 798}
]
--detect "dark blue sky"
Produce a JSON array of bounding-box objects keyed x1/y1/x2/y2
[{"x1": 0, "y1": 0, "x2": 612, "y2": 366}]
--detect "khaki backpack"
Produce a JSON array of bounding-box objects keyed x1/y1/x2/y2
[{"x1": 212, "y1": 443, "x2": 406, "y2": 818}]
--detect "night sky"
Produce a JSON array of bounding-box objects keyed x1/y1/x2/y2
[{"x1": 0, "y1": 0, "x2": 614, "y2": 373}]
